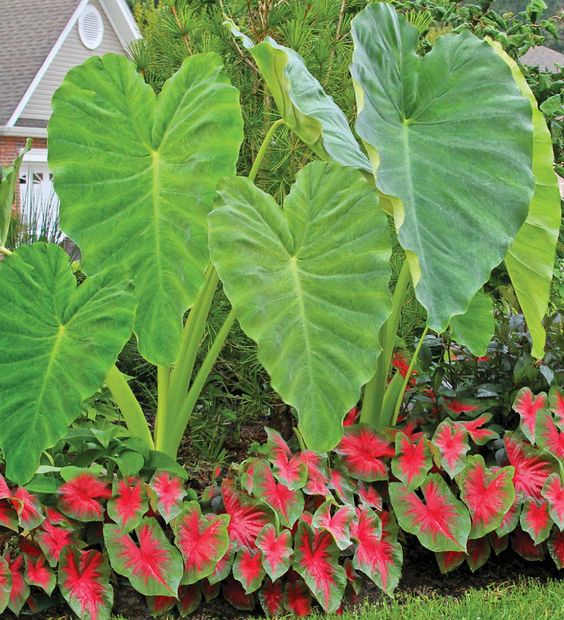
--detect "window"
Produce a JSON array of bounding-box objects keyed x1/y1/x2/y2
[{"x1": 78, "y1": 4, "x2": 104, "y2": 50}]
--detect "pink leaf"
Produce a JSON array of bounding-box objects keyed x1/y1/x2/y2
[
  {"x1": 300, "y1": 451, "x2": 331, "y2": 497},
  {"x1": 7, "y1": 554, "x2": 29, "y2": 616},
  {"x1": 456, "y1": 455, "x2": 515, "y2": 538},
  {"x1": 504, "y1": 432, "x2": 556, "y2": 499},
  {"x1": 459, "y1": 413, "x2": 499, "y2": 445},
  {"x1": 435, "y1": 550, "x2": 465, "y2": 574},
  {"x1": 255, "y1": 524, "x2": 293, "y2": 581},
  {"x1": 513, "y1": 387, "x2": 547, "y2": 443},
  {"x1": 549, "y1": 386, "x2": 564, "y2": 429},
  {"x1": 351, "y1": 507, "x2": 402, "y2": 593},
  {"x1": 432, "y1": 420, "x2": 470, "y2": 478},
  {"x1": 548, "y1": 528, "x2": 564, "y2": 569},
  {"x1": 252, "y1": 461, "x2": 304, "y2": 528},
  {"x1": 103, "y1": 518, "x2": 183, "y2": 596},
  {"x1": 495, "y1": 496, "x2": 522, "y2": 537},
  {"x1": 443, "y1": 398, "x2": 480, "y2": 417},
  {"x1": 335, "y1": 425, "x2": 394, "y2": 482},
  {"x1": 312, "y1": 502, "x2": 355, "y2": 550},
  {"x1": 107, "y1": 477, "x2": 148, "y2": 532},
  {"x1": 177, "y1": 584, "x2": 202, "y2": 616},
  {"x1": 520, "y1": 498, "x2": 553, "y2": 544},
  {"x1": 0, "y1": 557, "x2": 11, "y2": 614},
  {"x1": 535, "y1": 411, "x2": 564, "y2": 459},
  {"x1": 329, "y1": 469, "x2": 355, "y2": 505},
  {"x1": 265, "y1": 428, "x2": 307, "y2": 490},
  {"x1": 149, "y1": 471, "x2": 185, "y2": 523},
  {"x1": 466, "y1": 537, "x2": 490, "y2": 572},
  {"x1": 58, "y1": 473, "x2": 111, "y2": 522},
  {"x1": 283, "y1": 579, "x2": 312, "y2": 617},
  {"x1": 259, "y1": 579, "x2": 284, "y2": 617},
  {"x1": 541, "y1": 473, "x2": 564, "y2": 530},
  {"x1": 221, "y1": 479, "x2": 272, "y2": 549},
  {"x1": 208, "y1": 542, "x2": 236, "y2": 585},
  {"x1": 489, "y1": 531, "x2": 508, "y2": 555},
  {"x1": 343, "y1": 407, "x2": 360, "y2": 427},
  {"x1": 356, "y1": 483, "x2": 383, "y2": 511},
  {"x1": 511, "y1": 528, "x2": 545, "y2": 561},
  {"x1": 24, "y1": 555, "x2": 55, "y2": 595},
  {"x1": 222, "y1": 576, "x2": 255, "y2": 611},
  {"x1": 58, "y1": 548, "x2": 113, "y2": 620},
  {"x1": 34, "y1": 518, "x2": 74, "y2": 566},
  {"x1": 173, "y1": 501, "x2": 230, "y2": 585},
  {"x1": 11, "y1": 487, "x2": 44, "y2": 530},
  {"x1": 293, "y1": 522, "x2": 346, "y2": 613},
  {"x1": 147, "y1": 595, "x2": 176, "y2": 616},
  {"x1": 233, "y1": 548, "x2": 265, "y2": 594},
  {"x1": 389, "y1": 474, "x2": 471, "y2": 552},
  {"x1": 392, "y1": 433, "x2": 432, "y2": 490},
  {"x1": 0, "y1": 501, "x2": 19, "y2": 532}
]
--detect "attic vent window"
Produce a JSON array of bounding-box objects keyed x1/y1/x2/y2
[{"x1": 78, "y1": 5, "x2": 104, "y2": 50}]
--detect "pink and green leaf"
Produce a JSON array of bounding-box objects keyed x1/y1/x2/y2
[
  {"x1": 459, "y1": 413, "x2": 499, "y2": 445},
  {"x1": 435, "y1": 550, "x2": 466, "y2": 574},
  {"x1": 255, "y1": 524, "x2": 293, "y2": 581},
  {"x1": 147, "y1": 595, "x2": 176, "y2": 616},
  {"x1": 335, "y1": 425, "x2": 394, "y2": 482},
  {"x1": 11, "y1": 487, "x2": 44, "y2": 530},
  {"x1": 511, "y1": 528, "x2": 545, "y2": 561},
  {"x1": 0, "y1": 501, "x2": 19, "y2": 532},
  {"x1": 549, "y1": 386, "x2": 564, "y2": 429},
  {"x1": 300, "y1": 451, "x2": 331, "y2": 497},
  {"x1": 177, "y1": 584, "x2": 202, "y2": 617},
  {"x1": 107, "y1": 478, "x2": 148, "y2": 532},
  {"x1": 58, "y1": 548, "x2": 113, "y2": 620},
  {"x1": 456, "y1": 455, "x2": 515, "y2": 538},
  {"x1": 389, "y1": 474, "x2": 471, "y2": 552},
  {"x1": 312, "y1": 502, "x2": 355, "y2": 550},
  {"x1": 34, "y1": 518, "x2": 75, "y2": 566},
  {"x1": 103, "y1": 518, "x2": 182, "y2": 596},
  {"x1": 7, "y1": 554, "x2": 29, "y2": 616},
  {"x1": 252, "y1": 461, "x2": 304, "y2": 529},
  {"x1": 265, "y1": 428, "x2": 307, "y2": 490},
  {"x1": 442, "y1": 398, "x2": 482, "y2": 418},
  {"x1": 208, "y1": 542, "x2": 236, "y2": 585},
  {"x1": 149, "y1": 471, "x2": 185, "y2": 523},
  {"x1": 541, "y1": 473, "x2": 564, "y2": 530},
  {"x1": 431, "y1": 420, "x2": 470, "y2": 478},
  {"x1": 222, "y1": 576, "x2": 255, "y2": 611},
  {"x1": 504, "y1": 432, "x2": 556, "y2": 499},
  {"x1": 513, "y1": 387, "x2": 547, "y2": 443},
  {"x1": 351, "y1": 507, "x2": 402, "y2": 594},
  {"x1": 259, "y1": 579, "x2": 284, "y2": 617},
  {"x1": 201, "y1": 579, "x2": 220, "y2": 602},
  {"x1": 466, "y1": 537, "x2": 490, "y2": 572},
  {"x1": 292, "y1": 522, "x2": 346, "y2": 613},
  {"x1": 58, "y1": 473, "x2": 111, "y2": 522},
  {"x1": 547, "y1": 528, "x2": 564, "y2": 569},
  {"x1": 24, "y1": 555, "x2": 55, "y2": 595},
  {"x1": 343, "y1": 558, "x2": 362, "y2": 595},
  {"x1": 233, "y1": 548, "x2": 266, "y2": 594},
  {"x1": 535, "y1": 411, "x2": 564, "y2": 460},
  {"x1": 520, "y1": 498, "x2": 553, "y2": 544},
  {"x1": 283, "y1": 579, "x2": 312, "y2": 617},
  {"x1": 489, "y1": 531, "x2": 509, "y2": 555},
  {"x1": 495, "y1": 496, "x2": 522, "y2": 537},
  {"x1": 329, "y1": 469, "x2": 355, "y2": 505},
  {"x1": 172, "y1": 501, "x2": 230, "y2": 585},
  {"x1": 356, "y1": 483, "x2": 383, "y2": 511},
  {"x1": 0, "y1": 556, "x2": 11, "y2": 614},
  {"x1": 392, "y1": 433, "x2": 432, "y2": 491}
]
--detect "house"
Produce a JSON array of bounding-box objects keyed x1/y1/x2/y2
[
  {"x1": 0, "y1": 0, "x2": 140, "y2": 233},
  {"x1": 520, "y1": 45, "x2": 564, "y2": 72}
]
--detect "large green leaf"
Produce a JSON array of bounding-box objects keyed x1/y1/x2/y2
[
  {"x1": 48, "y1": 53, "x2": 243, "y2": 365},
  {"x1": 491, "y1": 43, "x2": 561, "y2": 359},
  {"x1": 351, "y1": 3, "x2": 534, "y2": 331},
  {"x1": 0, "y1": 243, "x2": 136, "y2": 483},
  {"x1": 0, "y1": 139, "x2": 31, "y2": 246},
  {"x1": 209, "y1": 161, "x2": 392, "y2": 451},
  {"x1": 229, "y1": 22, "x2": 369, "y2": 171},
  {"x1": 449, "y1": 290, "x2": 494, "y2": 357}
]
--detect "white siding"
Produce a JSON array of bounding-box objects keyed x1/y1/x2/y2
[{"x1": 19, "y1": 0, "x2": 124, "y2": 123}]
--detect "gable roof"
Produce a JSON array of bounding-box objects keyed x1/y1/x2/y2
[
  {"x1": 521, "y1": 46, "x2": 564, "y2": 72},
  {"x1": 0, "y1": 0, "x2": 139, "y2": 130}
]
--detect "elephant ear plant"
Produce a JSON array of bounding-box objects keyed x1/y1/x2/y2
[{"x1": 0, "y1": 4, "x2": 559, "y2": 485}]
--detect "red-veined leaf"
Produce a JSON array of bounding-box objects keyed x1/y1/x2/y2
[
  {"x1": 489, "y1": 531, "x2": 509, "y2": 555},
  {"x1": 252, "y1": 461, "x2": 304, "y2": 529},
  {"x1": 177, "y1": 584, "x2": 202, "y2": 617},
  {"x1": 265, "y1": 428, "x2": 307, "y2": 490},
  {"x1": 504, "y1": 432, "x2": 556, "y2": 499},
  {"x1": 443, "y1": 398, "x2": 481, "y2": 418},
  {"x1": 300, "y1": 451, "x2": 331, "y2": 497},
  {"x1": 0, "y1": 557, "x2": 11, "y2": 614},
  {"x1": 259, "y1": 578, "x2": 284, "y2": 617},
  {"x1": 456, "y1": 455, "x2": 515, "y2": 538},
  {"x1": 222, "y1": 576, "x2": 255, "y2": 611},
  {"x1": 520, "y1": 498, "x2": 553, "y2": 544},
  {"x1": 147, "y1": 595, "x2": 176, "y2": 616},
  {"x1": 45, "y1": 506, "x2": 72, "y2": 525},
  {"x1": 0, "y1": 474, "x2": 10, "y2": 499},
  {"x1": 495, "y1": 497, "x2": 522, "y2": 537},
  {"x1": 283, "y1": 579, "x2": 312, "y2": 617},
  {"x1": 208, "y1": 542, "x2": 236, "y2": 585},
  {"x1": 7, "y1": 554, "x2": 29, "y2": 615},
  {"x1": 149, "y1": 471, "x2": 185, "y2": 523},
  {"x1": 392, "y1": 433, "x2": 432, "y2": 491},
  {"x1": 233, "y1": 548, "x2": 265, "y2": 594},
  {"x1": 343, "y1": 407, "x2": 360, "y2": 426},
  {"x1": 34, "y1": 518, "x2": 74, "y2": 566},
  {"x1": 0, "y1": 501, "x2": 19, "y2": 532},
  {"x1": 335, "y1": 425, "x2": 394, "y2": 482},
  {"x1": 24, "y1": 555, "x2": 55, "y2": 595},
  {"x1": 312, "y1": 502, "x2": 355, "y2": 550},
  {"x1": 549, "y1": 386, "x2": 564, "y2": 429},
  {"x1": 201, "y1": 579, "x2": 220, "y2": 602},
  {"x1": 107, "y1": 478, "x2": 148, "y2": 532},
  {"x1": 221, "y1": 479, "x2": 272, "y2": 549},
  {"x1": 513, "y1": 387, "x2": 547, "y2": 443},
  {"x1": 459, "y1": 413, "x2": 499, "y2": 445},
  {"x1": 58, "y1": 473, "x2": 111, "y2": 522},
  {"x1": 103, "y1": 518, "x2": 182, "y2": 596},
  {"x1": 351, "y1": 507, "x2": 402, "y2": 594},
  {"x1": 329, "y1": 469, "x2": 354, "y2": 505},
  {"x1": 431, "y1": 420, "x2": 470, "y2": 478},
  {"x1": 548, "y1": 528, "x2": 564, "y2": 569},
  {"x1": 173, "y1": 501, "x2": 230, "y2": 585},
  {"x1": 466, "y1": 537, "x2": 490, "y2": 572},
  {"x1": 58, "y1": 548, "x2": 113, "y2": 620},
  {"x1": 435, "y1": 550, "x2": 466, "y2": 574},
  {"x1": 389, "y1": 474, "x2": 471, "y2": 552},
  {"x1": 542, "y1": 473, "x2": 564, "y2": 530},
  {"x1": 535, "y1": 411, "x2": 564, "y2": 459},
  {"x1": 357, "y1": 483, "x2": 383, "y2": 511},
  {"x1": 511, "y1": 528, "x2": 545, "y2": 561},
  {"x1": 256, "y1": 524, "x2": 293, "y2": 581},
  {"x1": 344, "y1": 558, "x2": 362, "y2": 595},
  {"x1": 293, "y1": 522, "x2": 346, "y2": 613},
  {"x1": 11, "y1": 487, "x2": 44, "y2": 530}
]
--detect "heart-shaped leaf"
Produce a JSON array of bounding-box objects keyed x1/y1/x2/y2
[
  {"x1": 149, "y1": 471, "x2": 186, "y2": 524},
  {"x1": 513, "y1": 387, "x2": 547, "y2": 443},
  {"x1": 335, "y1": 425, "x2": 394, "y2": 482},
  {"x1": 232, "y1": 548, "x2": 265, "y2": 594},
  {"x1": 449, "y1": 290, "x2": 494, "y2": 357},
  {"x1": 209, "y1": 161, "x2": 392, "y2": 452},
  {"x1": 0, "y1": 243, "x2": 136, "y2": 483},
  {"x1": 107, "y1": 477, "x2": 148, "y2": 532},
  {"x1": 542, "y1": 474, "x2": 564, "y2": 530},
  {"x1": 312, "y1": 502, "x2": 355, "y2": 550},
  {"x1": 351, "y1": 3, "x2": 534, "y2": 331},
  {"x1": 504, "y1": 432, "x2": 556, "y2": 499},
  {"x1": 432, "y1": 420, "x2": 470, "y2": 478},
  {"x1": 466, "y1": 538, "x2": 491, "y2": 572},
  {"x1": 520, "y1": 498, "x2": 553, "y2": 544},
  {"x1": 536, "y1": 411, "x2": 564, "y2": 460},
  {"x1": 48, "y1": 53, "x2": 243, "y2": 365},
  {"x1": 392, "y1": 432, "x2": 432, "y2": 491},
  {"x1": 255, "y1": 524, "x2": 293, "y2": 581}
]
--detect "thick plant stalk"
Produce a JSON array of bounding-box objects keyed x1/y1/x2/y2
[
  {"x1": 361, "y1": 259, "x2": 411, "y2": 428},
  {"x1": 154, "y1": 366, "x2": 171, "y2": 450},
  {"x1": 104, "y1": 365, "x2": 154, "y2": 449},
  {"x1": 0, "y1": 246, "x2": 12, "y2": 256}
]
